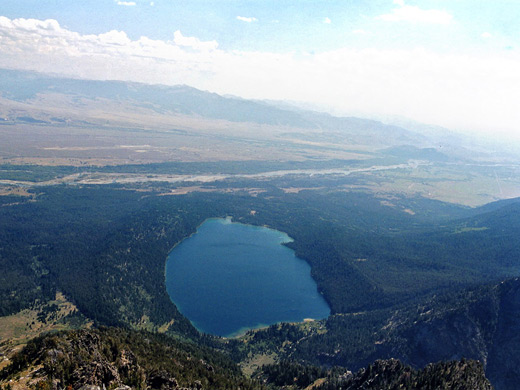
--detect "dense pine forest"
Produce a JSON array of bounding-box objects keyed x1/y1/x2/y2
[{"x1": 2, "y1": 174, "x2": 520, "y2": 388}]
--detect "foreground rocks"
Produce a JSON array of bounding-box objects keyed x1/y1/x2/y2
[{"x1": 0, "y1": 328, "x2": 493, "y2": 390}]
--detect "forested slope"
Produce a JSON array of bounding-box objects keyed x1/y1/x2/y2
[
  {"x1": 2, "y1": 185, "x2": 520, "y2": 332},
  {"x1": 0, "y1": 328, "x2": 493, "y2": 390}
]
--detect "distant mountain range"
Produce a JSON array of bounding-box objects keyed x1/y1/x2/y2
[{"x1": 0, "y1": 68, "x2": 470, "y2": 152}]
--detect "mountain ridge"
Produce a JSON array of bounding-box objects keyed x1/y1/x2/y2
[
  {"x1": 0, "y1": 328, "x2": 494, "y2": 390},
  {"x1": 0, "y1": 68, "x2": 438, "y2": 147}
]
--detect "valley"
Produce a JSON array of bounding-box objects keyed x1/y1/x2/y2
[{"x1": 1, "y1": 69, "x2": 520, "y2": 390}]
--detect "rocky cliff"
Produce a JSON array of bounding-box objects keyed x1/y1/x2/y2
[
  {"x1": 377, "y1": 278, "x2": 520, "y2": 390},
  {"x1": 0, "y1": 328, "x2": 255, "y2": 390},
  {"x1": 1, "y1": 328, "x2": 494, "y2": 390},
  {"x1": 318, "y1": 358, "x2": 492, "y2": 390}
]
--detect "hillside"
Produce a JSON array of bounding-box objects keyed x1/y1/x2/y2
[
  {"x1": 0, "y1": 68, "x2": 469, "y2": 168},
  {"x1": 0, "y1": 328, "x2": 257, "y2": 390},
  {"x1": 0, "y1": 328, "x2": 493, "y2": 390},
  {"x1": 238, "y1": 277, "x2": 520, "y2": 390},
  {"x1": 0, "y1": 68, "x2": 419, "y2": 140},
  {"x1": 375, "y1": 277, "x2": 520, "y2": 390},
  {"x1": 3, "y1": 185, "x2": 520, "y2": 331},
  {"x1": 258, "y1": 359, "x2": 492, "y2": 390}
]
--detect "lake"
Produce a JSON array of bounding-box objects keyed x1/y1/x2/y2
[{"x1": 165, "y1": 217, "x2": 330, "y2": 337}]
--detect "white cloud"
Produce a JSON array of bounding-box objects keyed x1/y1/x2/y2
[
  {"x1": 324, "y1": 17, "x2": 331, "y2": 24},
  {"x1": 150, "y1": 2, "x2": 154, "y2": 6},
  {"x1": 98, "y1": 30, "x2": 132, "y2": 45},
  {"x1": 0, "y1": 16, "x2": 62, "y2": 33},
  {"x1": 352, "y1": 29, "x2": 367, "y2": 35},
  {"x1": 236, "y1": 16, "x2": 257, "y2": 23},
  {"x1": 117, "y1": 1, "x2": 137, "y2": 6},
  {"x1": 173, "y1": 30, "x2": 218, "y2": 51},
  {"x1": 377, "y1": 5, "x2": 453, "y2": 24},
  {"x1": 481, "y1": 32, "x2": 492, "y2": 38},
  {"x1": 0, "y1": 16, "x2": 518, "y2": 139}
]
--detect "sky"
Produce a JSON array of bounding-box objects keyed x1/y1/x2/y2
[{"x1": 0, "y1": 0, "x2": 519, "y2": 140}]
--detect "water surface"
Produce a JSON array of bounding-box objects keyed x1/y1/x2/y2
[{"x1": 165, "y1": 217, "x2": 330, "y2": 337}]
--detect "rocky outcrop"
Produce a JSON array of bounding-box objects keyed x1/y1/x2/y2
[
  {"x1": 317, "y1": 358, "x2": 493, "y2": 390},
  {"x1": 71, "y1": 360, "x2": 124, "y2": 388},
  {"x1": 0, "y1": 328, "x2": 252, "y2": 390},
  {"x1": 147, "y1": 370, "x2": 179, "y2": 390},
  {"x1": 1, "y1": 327, "x2": 496, "y2": 390},
  {"x1": 376, "y1": 278, "x2": 520, "y2": 390}
]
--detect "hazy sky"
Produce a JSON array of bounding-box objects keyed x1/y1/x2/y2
[{"x1": 0, "y1": 1, "x2": 519, "y2": 139}]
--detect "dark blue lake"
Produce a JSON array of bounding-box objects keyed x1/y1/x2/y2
[{"x1": 165, "y1": 217, "x2": 330, "y2": 337}]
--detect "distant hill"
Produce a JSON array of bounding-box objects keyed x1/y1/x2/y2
[
  {"x1": 467, "y1": 196, "x2": 520, "y2": 216},
  {"x1": 380, "y1": 144, "x2": 452, "y2": 162},
  {"x1": 0, "y1": 68, "x2": 431, "y2": 147}
]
